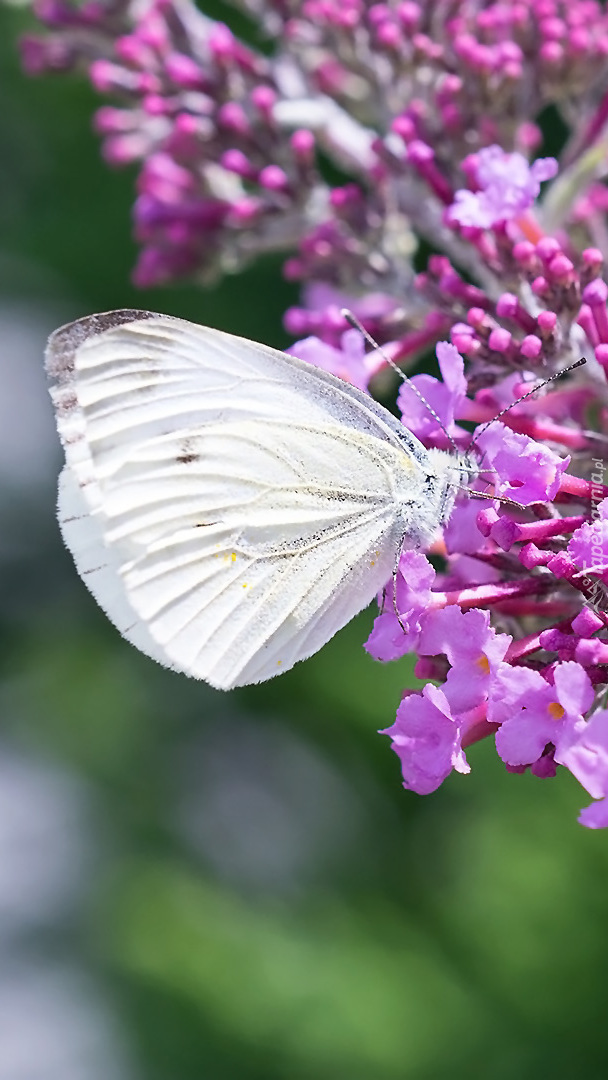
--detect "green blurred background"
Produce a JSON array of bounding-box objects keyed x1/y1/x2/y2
[{"x1": 2, "y1": 7, "x2": 608, "y2": 1079}]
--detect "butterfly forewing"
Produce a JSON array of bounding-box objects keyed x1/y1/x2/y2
[{"x1": 47, "y1": 310, "x2": 431, "y2": 688}]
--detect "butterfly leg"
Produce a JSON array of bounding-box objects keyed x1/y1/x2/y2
[{"x1": 391, "y1": 559, "x2": 407, "y2": 636}]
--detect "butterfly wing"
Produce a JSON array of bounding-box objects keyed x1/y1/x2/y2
[{"x1": 47, "y1": 310, "x2": 427, "y2": 688}]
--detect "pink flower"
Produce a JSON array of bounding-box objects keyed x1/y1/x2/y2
[
  {"x1": 557, "y1": 708, "x2": 608, "y2": 799},
  {"x1": 397, "y1": 341, "x2": 468, "y2": 445},
  {"x1": 449, "y1": 146, "x2": 558, "y2": 229},
  {"x1": 554, "y1": 709, "x2": 608, "y2": 827},
  {"x1": 443, "y1": 497, "x2": 488, "y2": 556},
  {"x1": 284, "y1": 284, "x2": 398, "y2": 348},
  {"x1": 288, "y1": 329, "x2": 385, "y2": 391},
  {"x1": 491, "y1": 662, "x2": 594, "y2": 769},
  {"x1": 365, "y1": 551, "x2": 435, "y2": 662},
  {"x1": 419, "y1": 607, "x2": 511, "y2": 715},
  {"x1": 578, "y1": 800, "x2": 608, "y2": 828},
  {"x1": 474, "y1": 424, "x2": 570, "y2": 505},
  {"x1": 382, "y1": 684, "x2": 470, "y2": 796}
]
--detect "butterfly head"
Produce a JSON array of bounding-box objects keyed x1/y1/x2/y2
[{"x1": 424, "y1": 445, "x2": 480, "y2": 528}]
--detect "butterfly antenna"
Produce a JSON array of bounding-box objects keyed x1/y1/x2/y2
[
  {"x1": 341, "y1": 309, "x2": 462, "y2": 456},
  {"x1": 466, "y1": 487, "x2": 527, "y2": 511},
  {"x1": 466, "y1": 357, "x2": 587, "y2": 452}
]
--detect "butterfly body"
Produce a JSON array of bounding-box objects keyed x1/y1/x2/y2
[{"x1": 46, "y1": 310, "x2": 472, "y2": 689}]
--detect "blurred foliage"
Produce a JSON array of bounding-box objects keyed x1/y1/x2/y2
[{"x1": 2, "y1": 6, "x2": 608, "y2": 1080}]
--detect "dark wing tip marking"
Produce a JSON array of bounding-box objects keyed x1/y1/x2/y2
[{"x1": 45, "y1": 309, "x2": 161, "y2": 381}]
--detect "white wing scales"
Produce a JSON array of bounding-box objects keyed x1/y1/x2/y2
[
  {"x1": 47, "y1": 310, "x2": 434, "y2": 689},
  {"x1": 57, "y1": 466, "x2": 170, "y2": 666}
]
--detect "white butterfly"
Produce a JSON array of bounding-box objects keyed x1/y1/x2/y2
[{"x1": 46, "y1": 310, "x2": 473, "y2": 689}]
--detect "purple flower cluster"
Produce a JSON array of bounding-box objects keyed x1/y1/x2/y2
[
  {"x1": 22, "y1": 0, "x2": 608, "y2": 295},
  {"x1": 22, "y1": 0, "x2": 608, "y2": 826}
]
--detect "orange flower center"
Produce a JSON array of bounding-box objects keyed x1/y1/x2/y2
[{"x1": 548, "y1": 702, "x2": 565, "y2": 721}]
